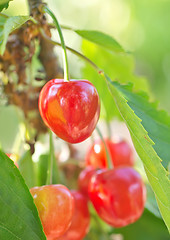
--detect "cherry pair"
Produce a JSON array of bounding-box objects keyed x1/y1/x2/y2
[
  {"x1": 78, "y1": 139, "x2": 146, "y2": 228},
  {"x1": 78, "y1": 166, "x2": 146, "y2": 228},
  {"x1": 30, "y1": 185, "x2": 90, "y2": 240}
]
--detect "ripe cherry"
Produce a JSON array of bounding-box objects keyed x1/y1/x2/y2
[
  {"x1": 85, "y1": 139, "x2": 134, "y2": 168},
  {"x1": 30, "y1": 184, "x2": 74, "y2": 240},
  {"x1": 58, "y1": 190, "x2": 90, "y2": 240},
  {"x1": 88, "y1": 167, "x2": 146, "y2": 228},
  {"x1": 39, "y1": 79, "x2": 100, "y2": 143},
  {"x1": 78, "y1": 167, "x2": 97, "y2": 198}
]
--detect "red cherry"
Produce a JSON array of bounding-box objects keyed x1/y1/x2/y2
[
  {"x1": 30, "y1": 184, "x2": 74, "y2": 240},
  {"x1": 85, "y1": 139, "x2": 134, "y2": 168},
  {"x1": 88, "y1": 167, "x2": 146, "y2": 228},
  {"x1": 39, "y1": 79, "x2": 100, "y2": 143},
  {"x1": 58, "y1": 190, "x2": 90, "y2": 240},
  {"x1": 78, "y1": 167, "x2": 97, "y2": 198}
]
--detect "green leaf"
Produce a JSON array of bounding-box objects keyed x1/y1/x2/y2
[
  {"x1": 0, "y1": 105, "x2": 25, "y2": 153},
  {"x1": 37, "y1": 152, "x2": 62, "y2": 187},
  {"x1": 0, "y1": 15, "x2": 6, "y2": 26},
  {"x1": 37, "y1": 154, "x2": 61, "y2": 187},
  {"x1": 145, "y1": 184, "x2": 162, "y2": 219},
  {"x1": 0, "y1": 0, "x2": 12, "y2": 4},
  {"x1": 0, "y1": 0, "x2": 12, "y2": 12},
  {"x1": 0, "y1": 15, "x2": 32, "y2": 55},
  {"x1": 113, "y1": 209, "x2": 169, "y2": 240},
  {"x1": 82, "y1": 41, "x2": 150, "y2": 121},
  {"x1": 0, "y1": 151, "x2": 46, "y2": 239},
  {"x1": 18, "y1": 150, "x2": 36, "y2": 188},
  {"x1": 37, "y1": 154, "x2": 48, "y2": 187},
  {"x1": 76, "y1": 30, "x2": 125, "y2": 53},
  {"x1": 106, "y1": 76, "x2": 170, "y2": 231},
  {"x1": 85, "y1": 204, "x2": 111, "y2": 240}
]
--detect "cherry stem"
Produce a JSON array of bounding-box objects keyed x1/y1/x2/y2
[
  {"x1": 60, "y1": 24, "x2": 74, "y2": 31},
  {"x1": 106, "y1": 121, "x2": 112, "y2": 140},
  {"x1": 0, "y1": 13, "x2": 8, "y2": 18},
  {"x1": 43, "y1": 6, "x2": 69, "y2": 82},
  {"x1": 96, "y1": 126, "x2": 113, "y2": 169},
  {"x1": 46, "y1": 131, "x2": 54, "y2": 185},
  {"x1": 90, "y1": 211, "x2": 109, "y2": 237}
]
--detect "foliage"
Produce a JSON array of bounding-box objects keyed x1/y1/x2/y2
[
  {"x1": 113, "y1": 209, "x2": 169, "y2": 240},
  {"x1": 0, "y1": 152, "x2": 46, "y2": 239},
  {"x1": 82, "y1": 41, "x2": 150, "y2": 121},
  {"x1": 106, "y1": 77, "x2": 170, "y2": 230},
  {"x1": 0, "y1": 14, "x2": 34, "y2": 55},
  {"x1": 130, "y1": 0, "x2": 170, "y2": 112},
  {"x1": 0, "y1": 105, "x2": 24, "y2": 153},
  {"x1": 0, "y1": 0, "x2": 13, "y2": 12},
  {"x1": 75, "y1": 30, "x2": 125, "y2": 53},
  {"x1": 0, "y1": 0, "x2": 169, "y2": 239}
]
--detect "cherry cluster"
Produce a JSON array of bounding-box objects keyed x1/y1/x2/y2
[
  {"x1": 79, "y1": 138, "x2": 146, "y2": 229},
  {"x1": 29, "y1": 78, "x2": 146, "y2": 239}
]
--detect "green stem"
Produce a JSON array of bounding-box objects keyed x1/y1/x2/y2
[
  {"x1": 43, "y1": 6, "x2": 69, "y2": 82},
  {"x1": 46, "y1": 131, "x2": 54, "y2": 185},
  {"x1": 60, "y1": 24, "x2": 75, "y2": 31},
  {"x1": 0, "y1": 13, "x2": 8, "y2": 18},
  {"x1": 106, "y1": 121, "x2": 112, "y2": 140},
  {"x1": 96, "y1": 126, "x2": 113, "y2": 169},
  {"x1": 90, "y1": 134, "x2": 95, "y2": 145},
  {"x1": 90, "y1": 211, "x2": 110, "y2": 238}
]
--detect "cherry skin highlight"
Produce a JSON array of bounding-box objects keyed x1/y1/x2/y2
[
  {"x1": 58, "y1": 190, "x2": 90, "y2": 240},
  {"x1": 78, "y1": 167, "x2": 97, "y2": 198},
  {"x1": 39, "y1": 79, "x2": 100, "y2": 143},
  {"x1": 85, "y1": 139, "x2": 134, "y2": 168},
  {"x1": 30, "y1": 184, "x2": 74, "y2": 240},
  {"x1": 88, "y1": 167, "x2": 146, "y2": 228}
]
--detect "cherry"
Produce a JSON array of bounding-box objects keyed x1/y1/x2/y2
[
  {"x1": 88, "y1": 167, "x2": 146, "y2": 228},
  {"x1": 85, "y1": 139, "x2": 134, "y2": 168},
  {"x1": 58, "y1": 190, "x2": 90, "y2": 240},
  {"x1": 39, "y1": 79, "x2": 100, "y2": 143},
  {"x1": 78, "y1": 167, "x2": 97, "y2": 198},
  {"x1": 30, "y1": 184, "x2": 74, "y2": 240}
]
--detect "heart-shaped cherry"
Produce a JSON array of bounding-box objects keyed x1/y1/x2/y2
[
  {"x1": 30, "y1": 184, "x2": 74, "y2": 240},
  {"x1": 85, "y1": 139, "x2": 134, "y2": 168},
  {"x1": 39, "y1": 79, "x2": 100, "y2": 143},
  {"x1": 88, "y1": 167, "x2": 146, "y2": 228},
  {"x1": 58, "y1": 190, "x2": 90, "y2": 240}
]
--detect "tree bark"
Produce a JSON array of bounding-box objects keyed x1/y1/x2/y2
[{"x1": 28, "y1": 0, "x2": 63, "y2": 80}]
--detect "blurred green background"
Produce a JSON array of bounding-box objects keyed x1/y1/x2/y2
[
  {"x1": 1, "y1": 1, "x2": 170, "y2": 239},
  {"x1": 3, "y1": 0, "x2": 170, "y2": 154},
  {"x1": 4, "y1": 0, "x2": 170, "y2": 113}
]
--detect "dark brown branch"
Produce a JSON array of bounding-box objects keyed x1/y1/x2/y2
[{"x1": 28, "y1": 0, "x2": 63, "y2": 80}]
